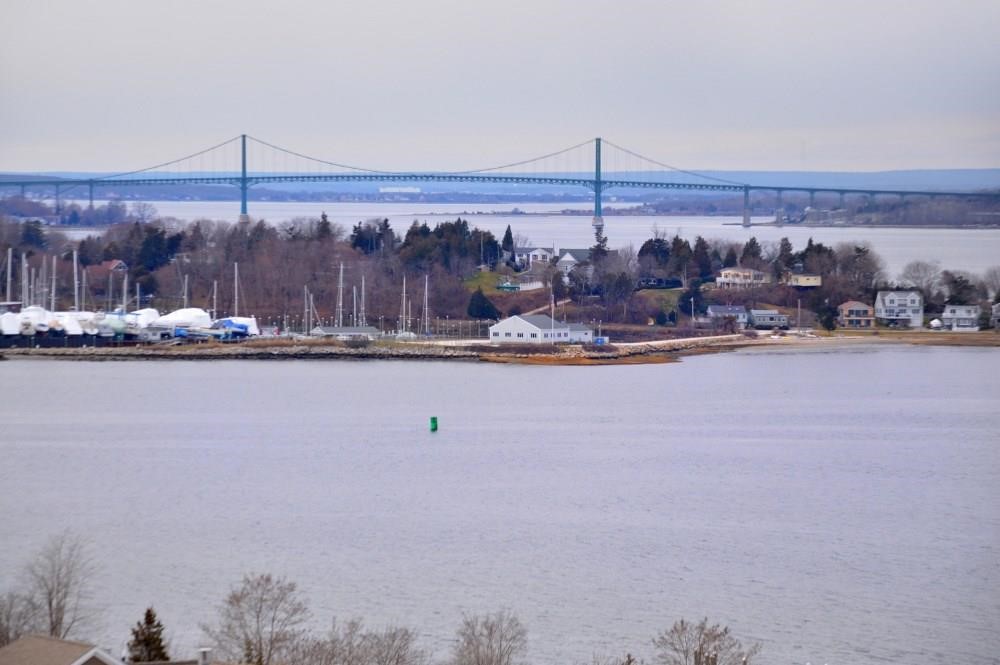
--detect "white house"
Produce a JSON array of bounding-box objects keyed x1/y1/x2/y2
[
  {"x1": 489, "y1": 314, "x2": 592, "y2": 344},
  {"x1": 705, "y1": 304, "x2": 748, "y2": 329},
  {"x1": 513, "y1": 246, "x2": 555, "y2": 268},
  {"x1": 940, "y1": 304, "x2": 981, "y2": 331},
  {"x1": 874, "y1": 290, "x2": 924, "y2": 328},
  {"x1": 993, "y1": 302, "x2": 1000, "y2": 329},
  {"x1": 555, "y1": 249, "x2": 592, "y2": 276},
  {"x1": 716, "y1": 267, "x2": 771, "y2": 289}
]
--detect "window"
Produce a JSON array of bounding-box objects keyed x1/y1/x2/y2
[
  {"x1": 517, "y1": 332, "x2": 524, "y2": 338},
  {"x1": 530, "y1": 333, "x2": 537, "y2": 338},
  {"x1": 492, "y1": 332, "x2": 499, "y2": 337},
  {"x1": 505, "y1": 332, "x2": 511, "y2": 337}
]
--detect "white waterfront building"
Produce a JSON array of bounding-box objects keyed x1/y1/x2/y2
[
  {"x1": 941, "y1": 304, "x2": 981, "y2": 331},
  {"x1": 489, "y1": 314, "x2": 593, "y2": 344},
  {"x1": 874, "y1": 290, "x2": 924, "y2": 328}
]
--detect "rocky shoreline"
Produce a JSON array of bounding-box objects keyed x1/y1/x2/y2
[{"x1": 2, "y1": 331, "x2": 994, "y2": 364}]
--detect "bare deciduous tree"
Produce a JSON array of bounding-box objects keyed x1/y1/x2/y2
[
  {"x1": 652, "y1": 618, "x2": 760, "y2": 665},
  {"x1": 981, "y1": 265, "x2": 1000, "y2": 300},
  {"x1": 23, "y1": 531, "x2": 97, "y2": 639},
  {"x1": 898, "y1": 260, "x2": 942, "y2": 297},
  {"x1": 0, "y1": 591, "x2": 40, "y2": 647},
  {"x1": 452, "y1": 610, "x2": 527, "y2": 665},
  {"x1": 202, "y1": 573, "x2": 310, "y2": 665},
  {"x1": 289, "y1": 618, "x2": 428, "y2": 665}
]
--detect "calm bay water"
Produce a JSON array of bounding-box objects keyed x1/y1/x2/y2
[
  {"x1": 63, "y1": 200, "x2": 1000, "y2": 277},
  {"x1": 1, "y1": 346, "x2": 998, "y2": 664}
]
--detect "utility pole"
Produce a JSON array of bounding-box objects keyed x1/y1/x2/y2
[
  {"x1": 183, "y1": 274, "x2": 189, "y2": 309},
  {"x1": 234, "y1": 262, "x2": 240, "y2": 317},
  {"x1": 122, "y1": 272, "x2": 128, "y2": 313},
  {"x1": 21, "y1": 253, "x2": 27, "y2": 305},
  {"x1": 212, "y1": 280, "x2": 218, "y2": 319},
  {"x1": 422, "y1": 274, "x2": 430, "y2": 336}
]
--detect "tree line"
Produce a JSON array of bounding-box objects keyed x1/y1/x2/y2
[{"x1": 0, "y1": 533, "x2": 761, "y2": 665}]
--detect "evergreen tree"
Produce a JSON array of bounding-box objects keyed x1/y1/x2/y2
[
  {"x1": 692, "y1": 236, "x2": 712, "y2": 280},
  {"x1": 501, "y1": 225, "x2": 514, "y2": 253},
  {"x1": 678, "y1": 279, "x2": 706, "y2": 318},
  {"x1": 740, "y1": 236, "x2": 762, "y2": 264},
  {"x1": 722, "y1": 246, "x2": 738, "y2": 268},
  {"x1": 590, "y1": 226, "x2": 609, "y2": 267},
  {"x1": 128, "y1": 607, "x2": 170, "y2": 663},
  {"x1": 315, "y1": 212, "x2": 333, "y2": 241},
  {"x1": 467, "y1": 287, "x2": 500, "y2": 320}
]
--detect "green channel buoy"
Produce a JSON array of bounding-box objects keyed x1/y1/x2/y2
[{"x1": 430, "y1": 416, "x2": 438, "y2": 432}]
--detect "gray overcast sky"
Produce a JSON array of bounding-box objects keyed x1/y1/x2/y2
[{"x1": 2, "y1": 0, "x2": 998, "y2": 172}]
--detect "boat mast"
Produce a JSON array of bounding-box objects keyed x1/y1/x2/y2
[
  {"x1": 399, "y1": 275, "x2": 407, "y2": 332},
  {"x1": 81, "y1": 268, "x2": 87, "y2": 312},
  {"x1": 50, "y1": 255, "x2": 56, "y2": 311},
  {"x1": 20, "y1": 253, "x2": 27, "y2": 305},
  {"x1": 335, "y1": 262, "x2": 344, "y2": 328},
  {"x1": 212, "y1": 280, "x2": 218, "y2": 319},
  {"x1": 183, "y1": 274, "x2": 189, "y2": 309},
  {"x1": 5, "y1": 246, "x2": 11, "y2": 302},
  {"x1": 360, "y1": 274, "x2": 366, "y2": 326},
  {"x1": 72, "y1": 249, "x2": 79, "y2": 311},
  {"x1": 423, "y1": 274, "x2": 430, "y2": 335},
  {"x1": 352, "y1": 285, "x2": 357, "y2": 327},
  {"x1": 234, "y1": 262, "x2": 240, "y2": 317},
  {"x1": 122, "y1": 272, "x2": 128, "y2": 313}
]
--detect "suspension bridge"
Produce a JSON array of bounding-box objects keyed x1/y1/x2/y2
[{"x1": 1, "y1": 135, "x2": 996, "y2": 229}]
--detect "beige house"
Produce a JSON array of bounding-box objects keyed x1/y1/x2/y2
[
  {"x1": 717, "y1": 267, "x2": 771, "y2": 289},
  {"x1": 783, "y1": 273, "x2": 822, "y2": 288},
  {"x1": 0, "y1": 636, "x2": 119, "y2": 665},
  {"x1": 837, "y1": 301, "x2": 875, "y2": 328}
]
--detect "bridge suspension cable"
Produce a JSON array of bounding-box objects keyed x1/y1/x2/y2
[
  {"x1": 94, "y1": 135, "x2": 243, "y2": 181},
  {"x1": 452, "y1": 138, "x2": 595, "y2": 175},
  {"x1": 601, "y1": 138, "x2": 746, "y2": 186},
  {"x1": 245, "y1": 135, "x2": 396, "y2": 174}
]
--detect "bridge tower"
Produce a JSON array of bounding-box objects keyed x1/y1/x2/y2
[
  {"x1": 592, "y1": 137, "x2": 603, "y2": 234},
  {"x1": 742, "y1": 185, "x2": 751, "y2": 227},
  {"x1": 239, "y1": 134, "x2": 250, "y2": 223}
]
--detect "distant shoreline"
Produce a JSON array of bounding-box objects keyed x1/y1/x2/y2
[{"x1": 4, "y1": 331, "x2": 996, "y2": 365}]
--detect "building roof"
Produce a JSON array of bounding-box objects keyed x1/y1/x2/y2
[
  {"x1": 706, "y1": 305, "x2": 746, "y2": 316},
  {"x1": 557, "y1": 249, "x2": 590, "y2": 262},
  {"x1": 516, "y1": 314, "x2": 564, "y2": 329},
  {"x1": 838, "y1": 300, "x2": 872, "y2": 310},
  {"x1": 567, "y1": 322, "x2": 592, "y2": 331},
  {"x1": 877, "y1": 290, "x2": 922, "y2": 300},
  {"x1": 0, "y1": 636, "x2": 118, "y2": 665},
  {"x1": 750, "y1": 309, "x2": 783, "y2": 316},
  {"x1": 514, "y1": 246, "x2": 553, "y2": 254}
]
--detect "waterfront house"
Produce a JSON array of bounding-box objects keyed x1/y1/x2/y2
[
  {"x1": 716, "y1": 267, "x2": 771, "y2": 289},
  {"x1": 749, "y1": 309, "x2": 789, "y2": 329},
  {"x1": 555, "y1": 249, "x2": 592, "y2": 276},
  {"x1": 705, "y1": 304, "x2": 748, "y2": 329},
  {"x1": 993, "y1": 302, "x2": 1000, "y2": 329},
  {"x1": 513, "y1": 246, "x2": 555, "y2": 268},
  {"x1": 874, "y1": 290, "x2": 924, "y2": 328},
  {"x1": 941, "y1": 304, "x2": 981, "y2": 331},
  {"x1": 489, "y1": 314, "x2": 592, "y2": 343},
  {"x1": 837, "y1": 300, "x2": 875, "y2": 328},
  {"x1": 0, "y1": 635, "x2": 119, "y2": 665}
]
